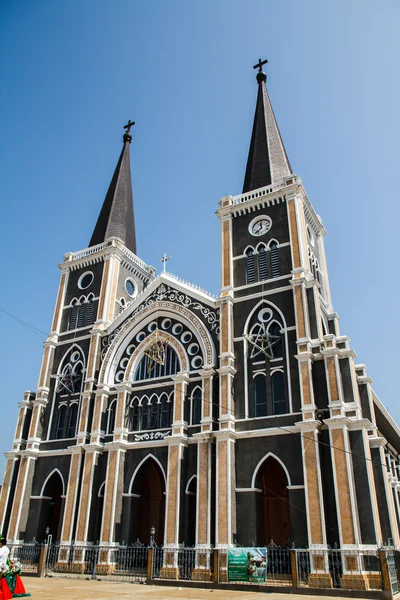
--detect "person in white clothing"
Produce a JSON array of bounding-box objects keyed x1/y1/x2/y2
[{"x1": 0, "y1": 539, "x2": 9, "y2": 575}]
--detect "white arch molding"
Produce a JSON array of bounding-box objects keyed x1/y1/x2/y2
[
  {"x1": 125, "y1": 330, "x2": 188, "y2": 382},
  {"x1": 98, "y1": 481, "x2": 105, "y2": 498},
  {"x1": 127, "y1": 453, "x2": 167, "y2": 495},
  {"x1": 251, "y1": 452, "x2": 292, "y2": 489},
  {"x1": 185, "y1": 474, "x2": 197, "y2": 495},
  {"x1": 100, "y1": 301, "x2": 216, "y2": 386},
  {"x1": 40, "y1": 468, "x2": 66, "y2": 497}
]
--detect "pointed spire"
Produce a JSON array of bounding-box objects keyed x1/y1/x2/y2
[
  {"x1": 243, "y1": 59, "x2": 292, "y2": 193},
  {"x1": 89, "y1": 121, "x2": 137, "y2": 254}
]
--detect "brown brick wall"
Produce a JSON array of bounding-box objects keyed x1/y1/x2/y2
[
  {"x1": 197, "y1": 442, "x2": 209, "y2": 544},
  {"x1": 331, "y1": 429, "x2": 355, "y2": 545},
  {"x1": 165, "y1": 446, "x2": 179, "y2": 544},
  {"x1": 303, "y1": 434, "x2": 324, "y2": 545},
  {"x1": 61, "y1": 453, "x2": 81, "y2": 542}
]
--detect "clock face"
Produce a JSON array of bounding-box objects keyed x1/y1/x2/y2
[{"x1": 249, "y1": 216, "x2": 272, "y2": 236}]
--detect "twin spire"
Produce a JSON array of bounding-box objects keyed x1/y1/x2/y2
[
  {"x1": 89, "y1": 120, "x2": 137, "y2": 254},
  {"x1": 243, "y1": 58, "x2": 292, "y2": 193},
  {"x1": 89, "y1": 60, "x2": 292, "y2": 254}
]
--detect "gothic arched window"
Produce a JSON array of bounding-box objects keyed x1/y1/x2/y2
[
  {"x1": 254, "y1": 375, "x2": 267, "y2": 417},
  {"x1": 272, "y1": 372, "x2": 286, "y2": 415},
  {"x1": 160, "y1": 395, "x2": 172, "y2": 428},
  {"x1": 56, "y1": 405, "x2": 66, "y2": 439},
  {"x1": 67, "y1": 403, "x2": 78, "y2": 438},
  {"x1": 246, "y1": 248, "x2": 256, "y2": 284},
  {"x1": 267, "y1": 322, "x2": 282, "y2": 359},
  {"x1": 68, "y1": 300, "x2": 78, "y2": 330},
  {"x1": 270, "y1": 242, "x2": 280, "y2": 277},
  {"x1": 190, "y1": 386, "x2": 202, "y2": 425},
  {"x1": 107, "y1": 400, "x2": 116, "y2": 434},
  {"x1": 258, "y1": 246, "x2": 268, "y2": 280},
  {"x1": 134, "y1": 345, "x2": 180, "y2": 381}
]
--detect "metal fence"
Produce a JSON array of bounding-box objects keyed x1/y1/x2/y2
[
  {"x1": 8, "y1": 542, "x2": 42, "y2": 574},
  {"x1": 45, "y1": 543, "x2": 149, "y2": 582},
  {"x1": 152, "y1": 547, "x2": 214, "y2": 582},
  {"x1": 296, "y1": 548, "x2": 382, "y2": 591},
  {"x1": 6, "y1": 541, "x2": 396, "y2": 595}
]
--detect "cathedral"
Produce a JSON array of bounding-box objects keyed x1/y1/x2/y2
[{"x1": 1, "y1": 59, "x2": 400, "y2": 568}]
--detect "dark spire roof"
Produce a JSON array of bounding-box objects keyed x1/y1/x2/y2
[
  {"x1": 89, "y1": 122, "x2": 137, "y2": 254},
  {"x1": 243, "y1": 62, "x2": 292, "y2": 193}
]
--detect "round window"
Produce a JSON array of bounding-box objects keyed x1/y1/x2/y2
[
  {"x1": 258, "y1": 308, "x2": 273, "y2": 323},
  {"x1": 125, "y1": 279, "x2": 136, "y2": 297},
  {"x1": 191, "y1": 356, "x2": 203, "y2": 370},
  {"x1": 78, "y1": 272, "x2": 94, "y2": 290}
]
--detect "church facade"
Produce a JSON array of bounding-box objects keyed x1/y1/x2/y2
[{"x1": 1, "y1": 62, "x2": 400, "y2": 565}]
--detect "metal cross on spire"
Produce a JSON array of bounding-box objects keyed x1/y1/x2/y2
[
  {"x1": 160, "y1": 253, "x2": 171, "y2": 273},
  {"x1": 253, "y1": 58, "x2": 268, "y2": 72},
  {"x1": 123, "y1": 119, "x2": 135, "y2": 134}
]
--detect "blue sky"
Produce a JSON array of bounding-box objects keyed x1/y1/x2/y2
[{"x1": 0, "y1": 0, "x2": 399, "y2": 471}]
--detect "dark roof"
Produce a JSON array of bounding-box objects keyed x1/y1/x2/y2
[
  {"x1": 243, "y1": 71, "x2": 292, "y2": 193},
  {"x1": 89, "y1": 133, "x2": 136, "y2": 254}
]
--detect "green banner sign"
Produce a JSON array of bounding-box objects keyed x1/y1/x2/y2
[{"x1": 228, "y1": 547, "x2": 267, "y2": 583}]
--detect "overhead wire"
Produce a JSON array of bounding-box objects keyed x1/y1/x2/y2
[{"x1": 1, "y1": 306, "x2": 394, "y2": 475}]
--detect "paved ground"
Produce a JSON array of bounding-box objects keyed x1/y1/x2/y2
[{"x1": 24, "y1": 577, "x2": 361, "y2": 600}]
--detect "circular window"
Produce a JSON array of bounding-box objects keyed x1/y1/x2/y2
[
  {"x1": 188, "y1": 343, "x2": 199, "y2": 356},
  {"x1": 120, "y1": 358, "x2": 129, "y2": 369},
  {"x1": 258, "y1": 308, "x2": 273, "y2": 323},
  {"x1": 115, "y1": 371, "x2": 124, "y2": 383},
  {"x1": 136, "y1": 331, "x2": 146, "y2": 343},
  {"x1": 126, "y1": 344, "x2": 135, "y2": 356},
  {"x1": 172, "y1": 323, "x2": 183, "y2": 335},
  {"x1": 181, "y1": 331, "x2": 192, "y2": 344},
  {"x1": 125, "y1": 279, "x2": 136, "y2": 298},
  {"x1": 306, "y1": 224, "x2": 315, "y2": 246},
  {"x1": 191, "y1": 356, "x2": 203, "y2": 370},
  {"x1": 78, "y1": 271, "x2": 94, "y2": 290},
  {"x1": 161, "y1": 318, "x2": 172, "y2": 330},
  {"x1": 70, "y1": 351, "x2": 80, "y2": 363},
  {"x1": 148, "y1": 321, "x2": 157, "y2": 332}
]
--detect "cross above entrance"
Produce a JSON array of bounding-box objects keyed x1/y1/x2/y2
[{"x1": 160, "y1": 253, "x2": 172, "y2": 272}]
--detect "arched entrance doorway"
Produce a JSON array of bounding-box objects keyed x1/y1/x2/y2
[
  {"x1": 40, "y1": 471, "x2": 64, "y2": 541},
  {"x1": 131, "y1": 458, "x2": 165, "y2": 546},
  {"x1": 255, "y1": 456, "x2": 291, "y2": 547}
]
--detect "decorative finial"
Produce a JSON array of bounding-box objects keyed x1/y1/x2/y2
[
  {"x1": 253, "y1": 58, "x2": 268, "y2": 83},
  {"x1": 123, "y1": 119, "x2": 135, "y2": 143}
]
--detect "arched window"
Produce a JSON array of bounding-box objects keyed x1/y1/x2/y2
[
  {"x1": 270, "y1": 242, "x2": 280, "y2": 277},
  {"x1": 190, "y1": 387, "x2": 202, "y2": 425},
  {"x1": 160, "y1": 395, "x2": 172, "y2": 428},
  {"x1": 67, "y1": 403, "x2": 78, "y2": 438},
  {"x1": 56, "y1": 406, "x2": 66, "y2": 439},
  {"x1": 267, "y1": 322, "x2": 282, "y2": 359},
  {"x1": 258, "y1": 246, "x2": 268, "y2": 280},
  {"x1": 85, "y1": 300, "x2": 94, "y2": 325},
  {"x1": 107, "y1": 400, "x2": 116, "y2": 434},
  {"x1": 272, "y1": 372, "x2": 286, "y2": 415},
  {"x1": 127, "y1": 399, "x2": 140, "y2": 431},
  {"x1": 254, "y1": 375, "x2": 267, "y2": 417},
  {"x1": 68, "y1": 301, "x2": 78, "y2": 330},
  {"x1": 246, "y1": 248, "x2": 256, "y2": 284},
  {"x1": 149, "y1": 399, "x2": 159, "y2": 429},
  {"x1": 141, "y1": 401, "x2": 150, "y2": 430},
  {"x1": 134, "y1": 345, "x2": 180, "y2": 381}
]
